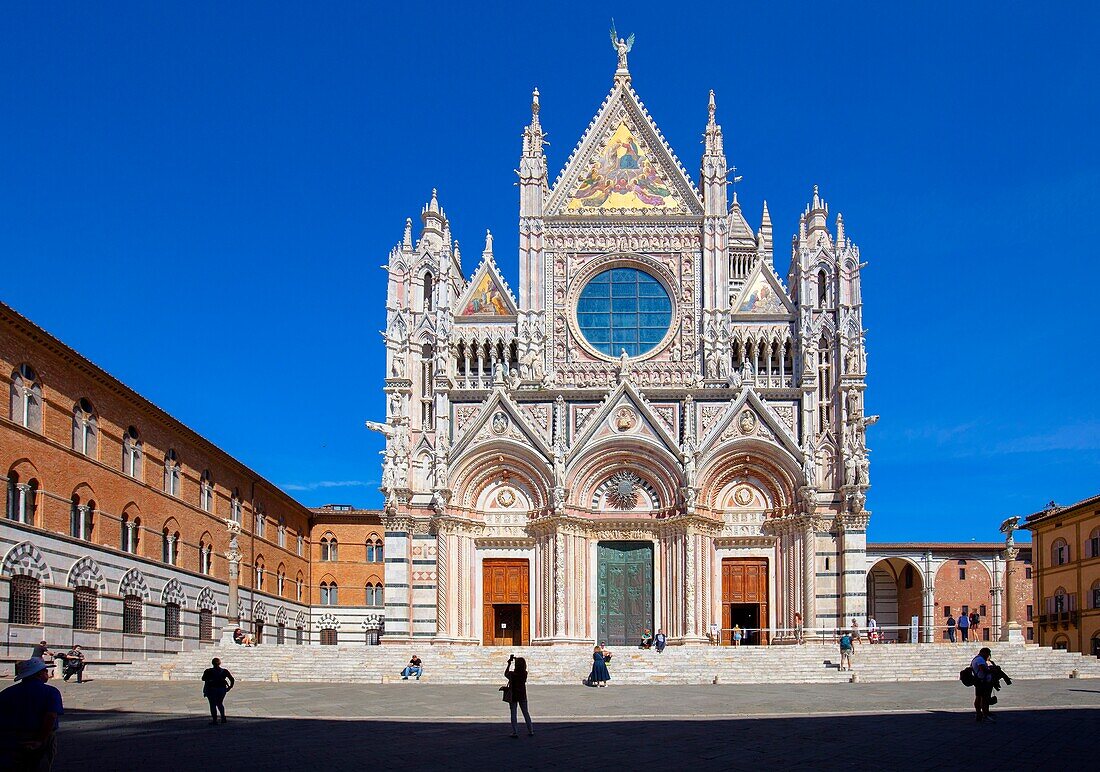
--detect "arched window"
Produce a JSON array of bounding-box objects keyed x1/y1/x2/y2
[
  {"x1": 320, "y1": 628, "x2": 338, "y2": 645},
  {"x1": 320, "y1": 533, "x2": 338, "y2": 562},
  {"x1": 366, "y1": 536, "x2": 384, "y2": 563},
  {"x1": 200, "y1": 470, "x2": 214, "y2": 512},
  {"x1": 1091, "y1": 579, "x2": 1100, "y2": 610},
  {"x1": 1052, "y1": 538, "x2": 1070, "y2": 566},
  {"x1": 277, "y1": 519, "x2": 286, "y2": 548},
  {"x1": 277, "y1": 565, "x2": 286, "y2": 596},
  {"x1": 9, "y1": 364, "x2": 42, "y2": 432},
  {"x1": 254, "y1": 507, "x2": 266, "y2": 539},
  {"x1": 423, "y1": 272, "x2": 434, "y2": 312},
  {"x1": 72, "y1": 586, "x2": 98, "y2": 630},
  {"x1": 230, "y1": 490, "x2": 242, "y2": 524},
  {"x1": 254, "y1": 557, "x2": 265, "y2": 591},
  {"x1": 163, "y1": 450, "x2": 180, "y2": 496},
  {"x1": 277, "y1": 622, "x2": 286, "y2": 645},
  {"x1": 296, "y1": 534, "x2": 304, "y2": 556},
  {"x1": 120, "y1": 513, "x2": 141, "y2": 554},
  {"x1": 72, "y1": 398, "x2": 98, "y2": 457},
  {"x1": 8, "y1": 575, "x2": 40, "y2": 625},
  {"x1": 6, "y1": 474, "x2": 38, "y2": 525},
  {"x1": 320, "y1": 581, "x2": 338, "y2": 606},
  {"x1": 198, "y1": 535, "x2": 213, "y2": 575},
  {"x1": 164, "y1": 602, "x2": 181, "y2": 638},
  {"x1": 1053, "y1": 587, "x2": 1068, "y2": 613},
  {"x1": 1087, "y1": 528, "x2": 1100, "y2": 559},
  {"x1": 199, "y1": 608, "x2": 213, "y2": 641},
  {"x1": 123, "y1": 427, "x2": 143, "y2": 478},
  {"x1": 161, "y1": 525, "x2": 180, "y2": 565},
  {"x1": 817, "y1": 269, "x2": 828, "y2": 308},
  {"x1": 122, "y1": 594, "x2": 143, "y2": 634},
  {"x1": 69, "y1": 495, "x2": 94, "y2": 540},
  {"x1": 296, "y1": 573, "x2": 304, "y2": 602},
  {"x1": 296, "y1": 625, "x2": 305, "y2": 645},
  {"x1": 366, "y1": 582, "x2": 384, "y2": 607}
]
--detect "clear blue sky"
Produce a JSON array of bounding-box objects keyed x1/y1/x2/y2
[{"x1": 3, "y1": 2, "x2": 1097, "y2": 542}]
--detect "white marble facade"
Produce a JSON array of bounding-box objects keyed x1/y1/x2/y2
[{"x1": 376, "y1": 43, "x2": 874, "y2": 645}]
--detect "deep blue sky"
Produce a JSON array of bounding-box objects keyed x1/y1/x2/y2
[{"x1": 3, "y1": 2, "x2": 1097, "y2": 542}]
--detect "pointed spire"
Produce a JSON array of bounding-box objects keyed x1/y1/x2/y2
[
  {"x1": 453, "y1": 239, "x2": 461, "y2": 264},
  {"x1": 523, "y1": 87, "x2": 545, "y2": 158},
  {"x1": 703, "y1": 89, "x2": 724, "y2": 156},
  {"x1": 759, "y1": 200, "x2": 773, "y2": 261},
  {"x1": 429, "y1": 188, "x2": 440, "y2": 213},
  {"x1": 836, "y1": 212, "x2": 845, "y2": 244},
  {"x1": 403, "y1": 218, "x2": 413, "y2": 249},
  {"x1": 483, "y1": 229, "x2": 494, "y2": 259},
  {"x1": 420, "y1": 188, "x2": 447, "y2": 244},
  {"x1": 708, "y1": 89, "x2": 716, "y2": 124},
  {"x1": 812, "y1": 184, "x2": 821, "y2": 210}
]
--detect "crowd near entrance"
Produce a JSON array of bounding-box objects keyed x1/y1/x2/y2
[
  {"x1": 722, "y1": 558, "x2": 768, "y2": 645},
  {"x1": 597, "y1": 541, "x2": 654, "y2": 646}
]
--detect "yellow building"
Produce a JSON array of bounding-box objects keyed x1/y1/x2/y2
[{"x1": 1025, "y1": 494, "x2": 1100, "y2": 656}]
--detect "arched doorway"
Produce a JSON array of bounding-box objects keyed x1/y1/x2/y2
[{"x1": 866, "y1": 558, "x2": 923, "y2": 642}]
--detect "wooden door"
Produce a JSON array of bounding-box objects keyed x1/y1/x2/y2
[
  {"x1": 482, "y1": 559, "x2": 530, "y2": 646},
  {"x1": 721, "y1": 558, "x2": 769, "y2": 645}
]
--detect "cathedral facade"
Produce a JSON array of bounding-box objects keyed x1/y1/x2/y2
[{"x1": 377, "y1": 48, "x2": 874, "y2": 646}]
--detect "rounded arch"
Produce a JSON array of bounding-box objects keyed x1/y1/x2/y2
[
  {"x1": 567, "y1": 441, "x2": 681, "y2": 513},
  {"x1": 119, "y1": 567, "x2": 150, "y2": 600},
  {"x1": 866, "y1": 557, "x2": 924, "y2": 642},
  {"x1": 1, "y1": 541, "x2": 52, "y2": 583},
  {"x1": 252, "y1": 599, "x2": 268, "y2": 623},
  {"x1": 67, "y1": 556, "x2": 107, "y2": 593},
  {"x1": 450, "y1": 442, "x2": 553, "y2": 512},
  {"x1": 161, "y1": 578, "x2": 186, "y2": 607},
  {"x1": 196, "y1": 586, "x2": 218, "y2": 613},
  {"x1": 698, "y1": 439, "x2": 802, "y2": 516}
]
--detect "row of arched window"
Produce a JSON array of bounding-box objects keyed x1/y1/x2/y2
[
  {"x1": 8, "y1": 363, "x2": 306, "y2": 556},
  {"x1": 318, "y1": 533, "x2": 384, "y2": 563},
  {"x1": 1050, "y1": 531, "x2": 1100, "y2": 566},
  {"x1": 317, "y1": 580, "x2": 384, "y2": 607}
]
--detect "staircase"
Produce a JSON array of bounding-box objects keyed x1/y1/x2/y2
[{"x1": 105, "y1": 642, "x2": 1100, "y2": 685}]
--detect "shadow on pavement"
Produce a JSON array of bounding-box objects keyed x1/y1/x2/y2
[{"x1": 52, "y1": 707, "x2": 1099, "y2": 772}]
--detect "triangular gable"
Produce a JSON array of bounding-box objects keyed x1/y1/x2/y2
[
  {"x1": 449, "y1": 388, "x2": 553, "y2": 460},
  {"x1": 454, "y1": 255, "x2": 518, "y2": 319},
  {"x1": 568, "y1": 380, "x2": 680, "y2": 461},
  {"x1": 730, "y1": 260, "x2": 796, "y2": 318},
  {"x1": 546, "y1": 83, "x2": 703, "y2": 216},
  {"x1": 697, "y1": 387, "x2": 803, "y2": 460}
]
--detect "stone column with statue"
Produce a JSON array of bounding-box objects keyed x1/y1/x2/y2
[
  {"x1": 999, "y1": 516, "x2": 1024, "y2": 642},
  {"x1": 220, "y1": 519, "x2": 244, "y2": 643}
]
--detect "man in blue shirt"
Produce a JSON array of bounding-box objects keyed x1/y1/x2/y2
[
  {"x1": 0, "y1": 657, "x2": 64, "y2": 771},
  {"x1": 957, "y1": 610, "x2": 971, "y2": 642}
]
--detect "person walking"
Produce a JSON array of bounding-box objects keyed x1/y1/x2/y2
[
  {"x1": 946, "y1": 614, "x2": 957, "y2": 644},
  {"x1": 969, "y1": 610, "x2": 981, "y2": 642},
  {"x1": 957, "y1": 610, "x2": 971, "y2": 642},
  {"x1": 201, "y1": 657, "x2": 234, "y2": 725},
  {"x1": 970, "y1": 646, "x2": 996, "y2": 723},
  {"x1": 588, "y1": 645, "x2": 611, "y2": 687},
  {"x1": 0, "y1": 657, "x2": 63, "y2": 771},
  {"x1": 867, "y1": 616, "x2": 878, "y2": 644},
  {"x1": 838, "y1": 630, "x2": 855, "y2": 671},
  {"x1": 60, "y1": 647, "x2": 85, "y2": 683},
  {"x1": 654, "y1": 629, "x2": 667, "y2": 654},
  {"x1": 732, "y1": 624, "x2": 743, "y2": 646},
  {"x1": 504, "y1": 655, "x2": 533, "y2": 738}
]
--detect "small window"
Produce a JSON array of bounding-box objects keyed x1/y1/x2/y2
[
  {"x1": 72, "y1": 587, "x2": 98, "y2": 630},
  {"x1": 8, "y1": 575, "x2": 41, "y2": 625},
  {"x1": 200, "y1": 471, "x2": 214, "y2": 513},
  {"x1": 123, "y1": 594, "x2": 143, "y2": 634},
  {"x1": 296, "y1": 626, "x2": 304, "y2": 645},
  {"x1": 1026, "y1": 604, "x2": 1033, "y2": 621},
  {"x1": 10, "y1": 364, "x2": 43, "y2": 431},
  {"x1": 254, "y1": 511, "x2": 266, "y2": 538},
  {"x1": 230, "y1": 493, "x2": 242, "y2": 525},
  {"x1": 320, "y1": 628, "x2": 338, "y2": 645},
  {"x1": 123, "y1": 427, "x2": 143, "y2": 478},
  {"x1": 277, "y1": 623, "x2": 286, "y2": 645},
  {"x1": 70, "y1": 497, "x2": 94, "y2": 540},
  {"x1": 1025, "y1": 566, "x2": 1033, "y2": 579},
  {"x1": 824, "y1": 557, "x2": 830, "y2": 571},
  {"x1": 944, "y1": 606, "x2": 951, "y2": 618},
  {"x1": 1053, "y1": 539, "x2": 1070, "y2": 566},
  {"x1": 904, "y1": 565, "x2": 914, "y2": 589},
  {"x1": 321, "y1": 534, "x2": 338, "y2": 562},
  {"x1": 959, "y1": 568, "x2": 966, "y2": 580},
  {"x1": 982, "y1": 627, "x2": 990, "y2": 641},
  {"x1": 1026, "y1": 627, "x2": 1034, "y2": 641},
  {"x1": 72, "y1": 399, "x2": 98, "y2": 457},
  {"x1": 979, "y1": 604, "x2": 986, "y2": 616},
  {"x1": 297, "y1": 534, "x2": 304, "y2": 557},
  {"x1": 277, "y1": 521, "x2": 287, "y2": 548},
  {"x1": 164, "y1": 603, "x2": 181, "y2": 638},
  {"x1": 961, "y1": 605, "x2": 969, "y2": 615},
  {"x1": 320, "y1": 581, "x2": 338, "y2": 606},
  {"x1": 1089, "y1": 532, "x2": 1100, "y2": 559},
  {"x1": 199, "y1": 609, "x2": 214, "y2": 641},
  {"x1": 164, "y1": 450, "x2": 181, "y2": 497}
]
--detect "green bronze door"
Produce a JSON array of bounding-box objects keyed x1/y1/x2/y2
[{"x1": 597, "y1": 541, "x2": 654, "y2": 646}]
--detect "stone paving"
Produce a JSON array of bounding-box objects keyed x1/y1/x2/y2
[{"x1": 46, "y1": 679, "x2": 1100, "y2": 771}]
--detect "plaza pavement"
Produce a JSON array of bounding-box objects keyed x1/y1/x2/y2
[{"x1": 47, "y1": 678, "x2": 1100, "y2": 771}]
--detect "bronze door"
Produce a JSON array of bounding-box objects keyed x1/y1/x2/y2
[{"x1": 597, "y1": 542, "x2": 654, "y2": 646}]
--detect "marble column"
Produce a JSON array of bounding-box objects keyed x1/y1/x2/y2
[
  {"x1": 220, "y1": 519, "x2": 243, "y2": 643},
  {"x1": 801, "y1": 518, "x2": 817, "y2": 634},
  {"x1": 1001, "y1": 546, "x2": 1024, "y2": 642}
]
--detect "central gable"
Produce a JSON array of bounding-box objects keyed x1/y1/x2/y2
[{"x1": 546, "y1": 84, "x2": 702, "y2": 217}]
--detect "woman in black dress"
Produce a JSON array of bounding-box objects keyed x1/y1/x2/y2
[
  {"x1": 588, "y1": 645, "x2": 611, "y2": 687},
  {"x1": 505, "y1": 655, "x2": 533, "y2": 737}
]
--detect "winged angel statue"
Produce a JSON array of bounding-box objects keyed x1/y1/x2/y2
[{"x1": 610, "y1": 20, "x2": 634, "y2": 70}]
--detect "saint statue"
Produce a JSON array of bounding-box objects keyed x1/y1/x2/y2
[{"x1": 609, "y1": 21, "x2": 635, "y2": 70}]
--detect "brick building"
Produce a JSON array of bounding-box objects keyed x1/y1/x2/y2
[
  {"x1": 1, "y1": 301, "x2": 383, "y2": 659},
  {"x1": 1026, "y1": 494, "x2": 1100, "y2": 655}
]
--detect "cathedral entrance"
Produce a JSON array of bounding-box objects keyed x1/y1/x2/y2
[
  {"x1": 597, "y1": 542, "x2": 653, "y2": 646},
  {"x1": 482, "y1": 559, "x2": 530, "y2": 646},
  {"x1": 722, "y1": 558, "x2": 768, "y2": 645}
]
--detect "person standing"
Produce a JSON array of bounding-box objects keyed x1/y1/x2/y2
[
  {"x1": 794, "y1": 612, "x2": 804, "y2": 644},
  {"x1": 31, "y1": 641, "x2": 52, "y2": 661},
  {"x1": 946, "y1": 614, "x2": 957, "y2": 644},
  {"x1": 970, "y1": 646, "x2": 995, "y2": 722},
  {"x1": 969, "y1": 610, "x2": 981, "y2": 642},
  {"x1": 588, "y1": 645, "x2": 611, "y2": 687},
  {"x1": 732, "y1": 625, "x2": 743, "y2": 646},
  {"x1": 654, "y1": 629, "x2": 667, "y2": 653},
  {"x1": 957, "y1": 610, "x2": 971, "y2": 642},
  {"x1": 838, "y1": 630, "x2": 855, "y2": 671},
  {"x1": 709, "y1": 621, "x2": 720, "y2": 646},
  {"x1": 867, "y1": 616, "x2": 878, "y2": 644},
  {"x1": 851, "y1": 618, "x2": 862, "y2": 643},
  {"x1": 504, "y1": 655, "x2": 533, "y2": 738},
  {"x1": 60, "y1": 647, "x2": 85, "y2": 683},
  {"x1": 201, "y1": 657, "x2": 234, "y2": 725},
  {"x1": 0, "y1": 657, "x2": 63, "y2": 771}
]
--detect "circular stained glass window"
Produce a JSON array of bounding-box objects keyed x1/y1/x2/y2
[{"x1": 576, "y1": 267, "x2": 672, "y2": 358}]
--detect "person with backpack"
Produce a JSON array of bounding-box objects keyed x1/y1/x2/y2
[
  {"x1": 946, "y1": 614, "x2": 957, "y2": 644},
  {"x1": 957, "y1": 609, "x2": 971, "y2": 642},
  {"x1": 970, "y1": 647, "x2": 996, "y2": 722},
  {"x1": 838, "y1": 630, "x2": 856, "y2": 671}
]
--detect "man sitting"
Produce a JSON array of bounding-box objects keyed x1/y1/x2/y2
[
  {"x1": 401, "y1": 655, "x2": 423, "y2": 680},
  {"x1": 61, "y1": 645, "x2": 86, "y2": 683},
  {"x1": 639, "y1": 629, "x2": 654, "y2": 649},
  {"x1": 654, "y1": 629, "x2": 667, "y2": 653}
]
